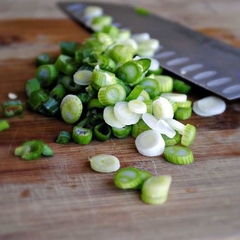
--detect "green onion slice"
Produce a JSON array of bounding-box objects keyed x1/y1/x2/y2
[
  {"x1": 114, "y1": 167, "x2": 143, "y2": 189},
  {"x1": 0, "y1": 119, "x2": 10, "y2": 132},
  {"x1": 60, "y1": 94, "x2": 83, "y2": 124},
  {"x1": 14, "y1": 140, "x2": 45, "y2": 160},
  {"x1": 164, "y1": 146, "x2": 194, "y2": 165},
  {"x1": 56, "y1": 131, "x2": 71, "y2": 144},
  {"x1": 72, "y1": 126, "x2": 92, "y2": 145},
  {"x1": 2, "y1": 100, "x2": 24, "y2": 118}
]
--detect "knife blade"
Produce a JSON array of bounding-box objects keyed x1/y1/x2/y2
[{"x1": 58, "y1": 1, "x2": 240, "y2": 100}]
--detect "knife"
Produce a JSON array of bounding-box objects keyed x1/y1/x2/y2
[{"x1": 58, "y1": 1, "x2": 240, "y2": 100}]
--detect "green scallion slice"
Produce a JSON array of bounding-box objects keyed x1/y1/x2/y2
[
  {"x1": 114, "y1": 167, "x2": 143, "y2": 189},
  {"x1": 0, "y1": 119, "x2": 10, "y2": 132},
  {"x1": 72, "y1": 126, "x2": 92, "y2": 145},
  {"x1": 181, "y1": 124, "x2": 196, "y2": 147},
  {"x1": 56, "y1": 131, "x2": 71, "y2": 144},
  {"x1": 164, "y1": 146, "x2": 194, "y2": 165},
  {"x1": 98, "y1": 84, "x2": 126, "y2": 106},
  {"x1": 141, "y1": 175, "x2": 172, "y2": 200},
  {"x1": 174, "y1": 107, "x2": 192, "y2": 120}
]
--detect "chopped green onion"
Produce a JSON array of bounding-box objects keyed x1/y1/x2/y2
[
  {"x1": 83, "y1": 6, "x2": 103, "y2": 19},
  {"x1": 116, "y1": 60, "x2": 144, "y2": 86},
  {"x1": 193, "y1": 96, "x2": 226, "y2": 117},
  {"x1": 39, "y1": 96, "x2": 59, "y2": 116},
  {"x1": 138, "y1": 77, "x2": 160, "y2": 99},
  {"x1": 60, "y1": 41, "x2": 78, "y2": 57},
  {"x1": 15, "y1": 140, "x2": 45, "y2": 160},
  {"x1": 135, "y1": 129, "x2": 165, "y2": 157},
  {"x1": 93, "y1": 122, "x2": 111, "y2": 142},
  {"x1": 87, "y1": 98, "x2": 105, "y2": 109},
  {"x1": 125, "y1": 85, "x2": 144, "y2": 101},
  {"x1": 61, "y1": 75, "x2": 82, "y2": 93},
  {"x1": 112, "y1": 125, "x2": 132, "y2": 139},
  {"x1": 155, "y1": 75, "x2": 173, "y2": 93},
  {"x1": 174, "y1": 107, "x2": 192, "y2": 120},
  {"x1": 2, "y1": 100, "x2": 24, "y2": 118},
  {"x1": 173, "y1": 79, "x2": 191, "y2": 94},
  {"x1": 141, "y1": 175, "x2": 172, "y2": 204},
  {"x1": 91, "y1": 68, "x2": 117, "y2": 90},
  {"x1": 36, "y1": 53, "x2": 53, "y2": 66},
  {"x1": 181, "y1": 124, "x2": 196, "y2": 147},
  {"x1": 56, "y1": 131, "x2": 71, "y2": 144},
  {"x1": 73, "y1": 69, "x2": 93, "y2": 86},
  {"x1": 152, "y1": 97, "x2": 174, "y2": 119},
  {"x1": 72, "y1": 126, "x2": 92, "y2": 145},
  {"x1": 135, "y1": 7, "x2": 150, "y2": 16},
  {"x1": 35, "y1": 64, "x2": 59, "y2": 87},
  {"x1": 0, "y1": 119, "x2": 10, "y2": 132},
  {"x1": 177, "y1": 100, "x2": 192, "y2": 108},
  {"x1": 98, "y1": 84, "x2": 126, "y2": 106},
  {"x1": 49, "y1": 83, "x2": 66, "y2": 103},
  {"x1": 114, "y1": 101, "x2": 141, "y2": 125},
  {"x1": 42, "y1": 144, "x2": 54, "y2": 156},
  {"x1": 89, "y1": 154, "x2": 120, "y2": 173},
  {"x1": 110, "y1": 45, "x2": 135, "y2": 65},
  {"x1": 55, "y1": 54, "x2": 79, "y2": 76},
  {"x1": 161, "y1": 93, "x2": 187, "y2": 102},
  {"x1": 25, "y1": 78, "x2": 41, "y2": 97},
  {"x1": 164, "y1": 146, "x2": 194, "y2": 165},
  {"x1": 128, "y1": 99, "x2": 147, "y2": 114},
  {"x1": 26, "y1": 89, "x2": 49, "y2": 111},
  {"x1": 103, "y1": 106, "x2": 126, "y2": 128},
  {"x1": 114, "y1": 167, "x2": 143, "y2": 189},
  {"x1": 131, "y1": 119, "x2": 150, "y2": 138},
  {"x1": 90, "y1": 15, "x2": 112, "y2": 32},
  {"x1": 162, "y1": 131, "x2": 181, "y2": 146},
  {"x1": 60, "y1": 94, "x2": 83, "y2": 124}
]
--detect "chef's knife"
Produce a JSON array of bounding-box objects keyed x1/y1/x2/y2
[{"x1": 58, "y1": 1, "x2": 240, "y2": 100}]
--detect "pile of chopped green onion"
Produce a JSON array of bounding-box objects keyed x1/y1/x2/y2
[{"x1": 23, "y1": 5, "x2": 196, "y2": 164}]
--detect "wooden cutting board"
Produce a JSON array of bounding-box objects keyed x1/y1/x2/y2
[{"x1": 0, "y1": 19, "x2": 240, "y2": 240}]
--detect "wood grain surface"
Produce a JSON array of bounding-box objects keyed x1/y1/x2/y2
[{"x1": 1, "y1": 2, "x2": 240, "y2": 240}]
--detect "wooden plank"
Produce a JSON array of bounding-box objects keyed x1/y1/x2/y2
[{"x1": 0, "y1": 19, "x2": 240, "y2": 240}]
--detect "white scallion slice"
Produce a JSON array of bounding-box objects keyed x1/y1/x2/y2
[
  {"x1": 103, "y1": 106, "x2": 125, "y2": 128},
  {"x1": 142, "y1": 113, "x2": 162, "y2": 132},
  {"x1": 128, "y1": 99, "x2": 147, "y2": 114},
  {"x1": 156, "y1": 119, "x2": 176, "y2": 138},
  {"x1": 83, "y1": 6, "x2": 103, "y2": 19},
  {"x1": 131, "y1": 33, "x2": 150, "y2": 43},
  {"x1": 73, "y1": 69, "x2": 92, "y2": 86},
  {"x1": 152, "y1": 97, "x2": 174, "y2": 119},
  {"x1": 164, "y1": 146, "x2": 194, "y2": 165},
  {"x1": 8, "y1": 92, "x2": 18, "y2": 99},
  {"x1": 149, "y1": 58, "x2": 160, "y2": 71},
  {"x1": 161, "y1": 93, "x2": 187, "y2": 102},
  {"x1": 135, "y1": 129, "x2": 165, "y2": 157},
  {"x1": 141, "y1": 175, "x2": 172, "y2": 204},
  {"x1": 165, "y1": 118, "x2": 185, "y2": 135},
  {"x1": 114, "y1": 101, "x2": 141, "y2": 125},
  {"x1": 89, "y1": 154, "x2": 120, "y2": 173},
  {"x1": 193, "y1": 96, "x2": 226, "y2": 117}
]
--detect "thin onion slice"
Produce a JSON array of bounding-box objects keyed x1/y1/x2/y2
[
  {"x1": 135, "y1": 129, "x2": 165, "y2": 157},
  {"x1": 193, "y1": 96, "x2": 226, "y2": 117},
  {"x1": 89, "y1": 154, "x2": 120, "y2": 173}
]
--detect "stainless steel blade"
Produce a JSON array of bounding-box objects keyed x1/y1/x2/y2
[{"x1": 58, "y1": 1, "x2": 240, "y2": 100}]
